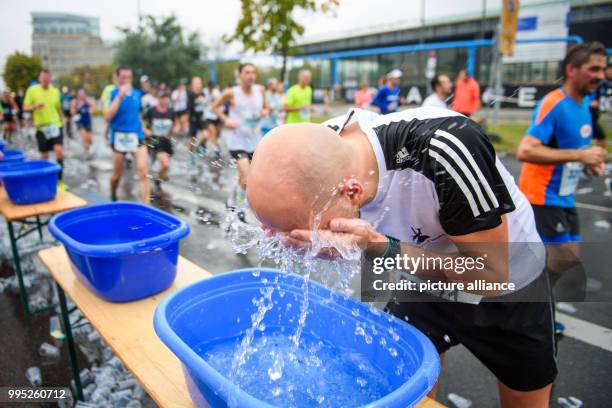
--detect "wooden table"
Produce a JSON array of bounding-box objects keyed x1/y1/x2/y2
[
  {"x1": 38, "y1": 245, "x2": 443, "y2": 407},
  {"x1": 0, "y1": 187, "x2": 86, "y2": 314}
]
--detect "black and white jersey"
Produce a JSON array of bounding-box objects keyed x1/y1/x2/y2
[{"x1": 325, "y1": 108, "x2": 545, "y2": 300}]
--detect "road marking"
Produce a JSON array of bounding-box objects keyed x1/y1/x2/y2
[
  {"x1": 556, "y1": 312, "x2": 612, "y2": 352},
  {"x1": 575, "y1": 202, "x2": 612, "y2": 214}
]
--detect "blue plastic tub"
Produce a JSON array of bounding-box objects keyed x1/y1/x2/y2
[
  {"x1": 0, "y1": 149, "x2": 26, "y2": 164},
  {"x1": 0, "y1": 160, "x2": 60, "y2": 204},
  {"x1": 154, "y1": 269, "x2": 440, "y2": 408},
  {"x1": 49, "y1": 202, "x2": 190, "y2": 302}
]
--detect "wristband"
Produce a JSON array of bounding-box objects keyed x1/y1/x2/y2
[
  {"x1": 365, "y1": 235, "x2": 400, "y2": 261},
  {"x1": 382, "y1": 235, "x2": 401, "y2": 259}
]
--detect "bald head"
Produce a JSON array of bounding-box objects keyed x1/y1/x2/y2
[{"x1": 247, "y1": 123, "x2": 352, "y2": 231}]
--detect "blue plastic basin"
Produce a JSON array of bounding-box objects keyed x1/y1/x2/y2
[
  {"x1": 0, "y1": 149, "x2": 26, "y2": 164},
  {"x1": 49, "y1": 202, "x2": 190, "y2": 302},
  {"x1": 0, "y1": 160, "x2": 60, "y2": 204},
  {"x1": 154, "y1": 269, "x2": 440, "y2": 407}
]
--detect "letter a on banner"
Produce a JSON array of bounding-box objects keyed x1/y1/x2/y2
[{"x1": 500, "y1": 0, "x2": 520, "y2": 55}]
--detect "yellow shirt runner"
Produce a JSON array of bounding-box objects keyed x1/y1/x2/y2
[{"x1": 24, "y1": 84, "x2": 62, "y2": 128}]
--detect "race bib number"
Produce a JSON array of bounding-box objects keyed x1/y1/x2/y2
[
  {"x1": 114, "y1": 132, "x2": 139, "y2": 153},
  {"x1": 40, "y1": 124, "x2": 60, "y2": 140},
  {"x1": 559, "y1": 162, "x2": 583, "y2": 196},
  {"x1": 152, "y1": 119, "x2": 173, "y2": 136},
  {"x1": 72, "y1": 114, "x2": 81, "y2": 123},
  {"x1": 194, "y1": 102, "x2": 205, "y2": 113},
  {"x1": 243, "y1": 112, "x2": 261, "y2": 129},
  {"x1": 300, "y1": 108, "x2": 311, "y2": 121}
]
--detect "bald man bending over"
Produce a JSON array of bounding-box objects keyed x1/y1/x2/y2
[{"x1": 247, "y1": 107, "x2": 554, "y2": 407}]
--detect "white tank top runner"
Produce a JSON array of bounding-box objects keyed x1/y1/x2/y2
[{"x1": 226, "y1": 84, "x2": 263, "y2": 153}]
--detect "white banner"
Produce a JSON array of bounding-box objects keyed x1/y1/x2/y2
[{"x1": 503, "y1": 1, "x2": 570, "y2": 63}]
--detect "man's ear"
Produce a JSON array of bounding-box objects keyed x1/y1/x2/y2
[{"x1": 341, "y1": 177, "x2": 364, "y2": 205}]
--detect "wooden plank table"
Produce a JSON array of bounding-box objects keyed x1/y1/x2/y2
[
  {"x1": 38, "y1": 245, "x2": 443, "y2": 407},
  {"x1": 0, "y1": 187, "x2": 86, "y2": 314}
]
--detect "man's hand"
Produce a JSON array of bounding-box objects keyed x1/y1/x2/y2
[
  {"x1": 579, "y1": 146, "x2": 606, "y2": 168},
  {"x1": 588, "y1": 161, "x2": 606, "y2": 177},
  {"x1": 285, "y1": 217, "x2": 386, "y2": 259},
  {"x1": 118, "y1": 84, "x2": 131, "y2": 99}
]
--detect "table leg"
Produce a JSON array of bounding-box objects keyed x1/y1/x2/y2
[
  {"x1": 56, "y1": 282, "x2": 84, "y2": 401},
  {"x1": 7, "y1": 220, "x2": 30, "y2": 315},
  {"x1": 36, "y1": 215, "x2": 43, "y2": 241}
]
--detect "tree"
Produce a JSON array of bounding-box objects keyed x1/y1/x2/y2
[
  {"x1": 114, "y1": 15, "x2": 202, "y2": 87},
  {"x1": 57, "y1": 64, "x2": 114, "y2": 97},
  {"x1": 2, "y1": 52, "x2": 44, "y2": 91},
  {"x1": 225, "y1": 0, "x2": 339, "y2": 83}
]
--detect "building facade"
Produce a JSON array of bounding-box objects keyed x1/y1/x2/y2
[
  {"x1": 31, "y1": 12, "x2": 113, "y2": 78},
  {"x1": 292, "y1": 0, "x2": 611, "y2": 106}
]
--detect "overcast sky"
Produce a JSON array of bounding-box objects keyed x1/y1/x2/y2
[{"x1": 0, "y1": 0, "x2": 549, "y2": 81}]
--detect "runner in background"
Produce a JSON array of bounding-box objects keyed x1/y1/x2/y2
[
  {"x1": 422, "y1": 74, "x2": 452, "y2": 109},
  {"x1": 71, "y1": 88, "x2": 94, "y2": 159},
  {"x1": 261, "y1": 78, "x2": 283, "y2": 135},
  {"x1": 144, "y1": 91, "x2": 179, "y2": 195},
  {"x1": 60, "y1": 86, "x2": 74, "y2": 139},
  {"x1": 140, "y1": 75, "x2": 158, "y2": 114},
  {"x1": 284, "y1": 69, "x2": 313, "y2": 123},
  {"x1": 23, "y1": 69, "x2": 68, "y2": 190},
  {"x1": 1, "y1": 90, "x2": 18, "y2": 143},
  {"x1": 371, "y1": 69, "x2": 402, "y2": 114},
  {"x1": 517, "y1": 42, "x2": 607, "y2": 319},
  {"x1": 104, "y1": 66, "x2": 150, "y2": 204},
  {"x1": 452, "y1": 69, "x2": 480, "y2": 117},
  {"x1": 171, "y1": 82, "x2": 189, "y2": 135},
  {"x1": 14, "y1": 88, "x2": 26, "y2": 134},
  {"x1": 354, "y1": 82, "x2": 373, "y2": 109},
  {"x1": 187, "y1": 76, "x2": 210, "y2": 154},
  {"x1": 207, "y1": 82, "x2": 223, "y2": 146},
  {"x1": 589, "y1": 61, "x2": 611, "y2": 148},
  {"x1": 213, "y1": 62, "x2": 268, "y2": 220}
]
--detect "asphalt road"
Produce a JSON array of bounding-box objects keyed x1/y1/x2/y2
[{"x1": 1, "y1": 115, "x2": 611, "y2": 407}]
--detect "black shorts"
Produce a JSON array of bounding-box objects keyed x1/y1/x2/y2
[
  {"x1": 590, "y1": 108, "x2": 606, "y2": 141},
  {"x1": 189, "y1": 120, "x2": 208, "y2": 136},
  {"x1": 531, "y1": 205, "x2": 580, "y2": 243},
  {"x1": 175, "y1": 109, "x2": 188, "y2": 117},
  {"x1": 152, "y1": 137, "x2": 173, "y2": 156},
  {"x1": 77, "y1": 122, "x2": 92, "y2": 132},
  {"x1": 63, "y1": 110, "x2": 71, "y2": 119},
  {"x1": 386, "y1": 273, "x2": 556, "y2": 392},
  {"x1": 229, "y1": 150, "x2": 253, "y2": 161},
  {"x1": 35, "y1": 127, "x2": 64, "y2": 152}
]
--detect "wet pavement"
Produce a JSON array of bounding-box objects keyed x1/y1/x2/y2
[{"x1": 1, "y1": 115, "x2": 611, "y2": 407}]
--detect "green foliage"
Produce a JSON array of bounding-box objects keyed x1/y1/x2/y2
[
  {"x1": 57, "y1": 64, "x2": 114, "y2": 97},
  {"x1": 2, "y1": 52, "x2": 44, "y2": 91},
  {"x1": 114, "y1": 14, "x2": 202, "y2": 87},
  {"x1": 226, "y1": 0, "x2": 338, "y2": 80}
]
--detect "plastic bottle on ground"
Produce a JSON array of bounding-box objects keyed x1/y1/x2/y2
[
  {"x1": 447, "y1": 392, "x2": 472, "y2": 408},
  {"x1": 25, "y1": 366, "x2": 42, "y2": 387}
]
